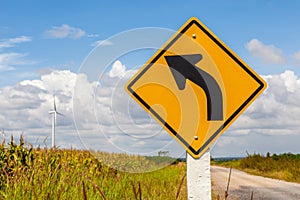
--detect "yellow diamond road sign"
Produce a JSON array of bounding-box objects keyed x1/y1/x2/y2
[{"x1": 125, "y1": 17, "x2": 267, "y2": 158}]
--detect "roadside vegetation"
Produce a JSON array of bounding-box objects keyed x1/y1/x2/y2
[
  {"x1": 4, "y1": 135, "x2": 299, "y2": 199},
  {"x1": 0, "y1": 136, "x2": 187, "y2": 199},
  {"x1": 213, "y1": 152, "x2": 300, "y2": 183}
]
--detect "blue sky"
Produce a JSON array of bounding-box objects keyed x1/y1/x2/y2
[
  {"x1": 1, "y1": 1, "x2": 300, "y2": 159},
  {"x1": 1, "y1": 0, "x2": 300, "y2": 86}
]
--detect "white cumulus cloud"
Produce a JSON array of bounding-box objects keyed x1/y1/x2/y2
[
  {"x1": 245, "y1": 39, "x2": 286, "y2": 65},
  {"x1": 44, "y1": 24, "x2": 85, "y2": 39},
  {"x1": 2, "y1": 66, "x2": 300, "y2": 157},
  {"x1": 0, "y1": 66, "x2": 180, "y2": 157},
  {"x1": 109, "y1": 60, "x2": 126, "y2": 78},
  {"x1": 0, "y1": 70, "x2": 78, "y2": 147},
  {"x1": 231, "y1": 70, "x2": 300, "y2": 133},
  {"x1": 213, "y1": 70, "x2": 300, "y2": 156}
]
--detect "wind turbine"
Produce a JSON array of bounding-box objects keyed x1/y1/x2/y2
[{"x1": 49, "y1": 95, "x2": 63, "y2": 148}]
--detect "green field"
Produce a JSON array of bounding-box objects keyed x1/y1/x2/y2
[
  {"x1": 4, "y1": 136, "x2": 299, "y2": 199},
  {"x1": 0, "y1": 137, "x2": 187, "y2": 199}
]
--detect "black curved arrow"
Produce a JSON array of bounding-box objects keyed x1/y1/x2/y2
[{"x1": 164, "y1": 54, "x2": 223, "y2": 121}]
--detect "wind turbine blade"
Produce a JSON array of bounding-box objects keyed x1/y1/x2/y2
[
  {"x1": 53, "y1": 95, "x2": 57, "y2": 111},
  {"x1": 56, "y1": 111, "x2": 64, "y2": 116}
]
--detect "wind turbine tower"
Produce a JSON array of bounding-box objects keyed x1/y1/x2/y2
[{"x1": 49, "y1": 95, "x2": 63, "y2": 148}]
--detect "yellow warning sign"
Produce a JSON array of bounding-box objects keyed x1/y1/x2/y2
[{"x1": 125, "y1": 17, "x2": 266, "y2": 158}]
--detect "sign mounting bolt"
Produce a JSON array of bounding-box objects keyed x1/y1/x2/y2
[
  {"x1": 192, "y1": 34, "x2": 196, "y2": 39},
  {"x1": 194, "y1": 136, "x2": 198, "y2": 140}
]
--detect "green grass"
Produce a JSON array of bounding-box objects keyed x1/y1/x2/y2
[
  {"x1": 9, "y1": 136, "x2": 294, "y2": 199},
  {"x1": 213, "y1": 153, "x2": 300, "y2": 183},
  {"x1": 0, "y1": 136, "x2": 187, "y2": 199}
]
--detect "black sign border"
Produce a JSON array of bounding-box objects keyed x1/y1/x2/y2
[{"x1": 127, "y1": 19, "x2": 265, "y2": 156}]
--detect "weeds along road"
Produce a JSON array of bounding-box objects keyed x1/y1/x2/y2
[{"x1": 211, "y1": 166, "x2": 300, "y2": 200}]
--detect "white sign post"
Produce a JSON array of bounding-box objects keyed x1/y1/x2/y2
[
  {"x1": 125, "y1": 16, "x2": 266, "y2": 200},
  {"x1": 187, "y1": 149, "x2": 211, "y2": 200}
]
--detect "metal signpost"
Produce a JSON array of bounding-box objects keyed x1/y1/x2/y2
[{"x1": 125, "y1": 17, "x2": 266, "y2": 199}]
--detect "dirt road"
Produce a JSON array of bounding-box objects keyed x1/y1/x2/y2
[{"x1": 211, "y1": 166, "x2": 300, "y2": 200}]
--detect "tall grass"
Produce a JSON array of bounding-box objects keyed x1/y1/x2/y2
[{"x1": 0, "y1": 136, "x2": 187, "y2": 199}]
